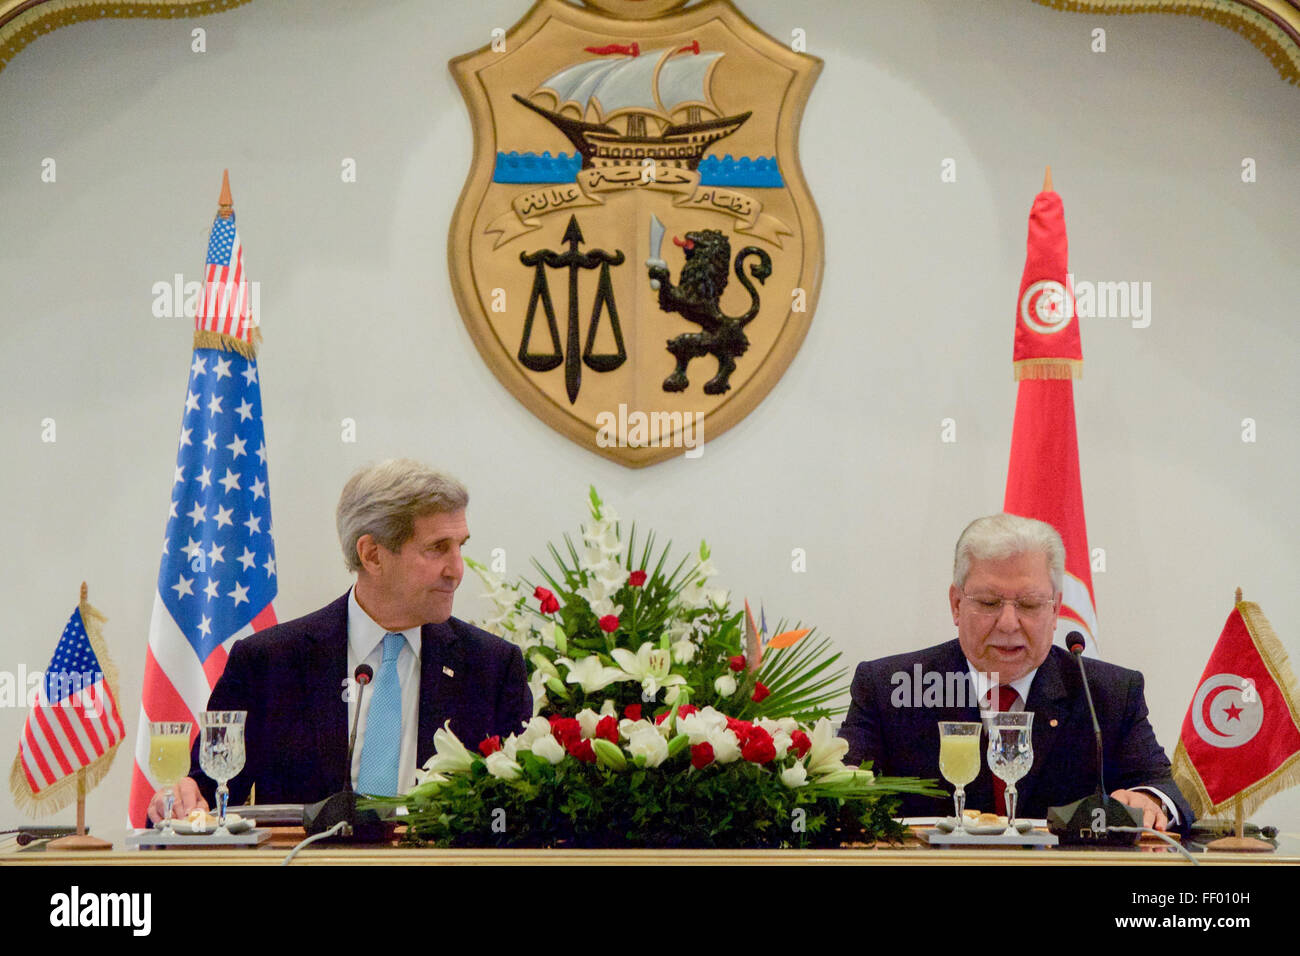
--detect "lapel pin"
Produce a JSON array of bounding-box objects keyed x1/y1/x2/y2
[
  {"x1": 443, "y1": 666, "x2": 455, "y2": 677},
  {"x1": 1049, "y1": 718, "x2": 1058, "y2": 727}
]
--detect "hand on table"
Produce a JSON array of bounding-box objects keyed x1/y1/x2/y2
[
  {"x1": 147, "y1": 776, "x2": 208, "y2": 824},
  {"x1": 1110, "y1": 788, "x2": 1168, "y2": 831}
]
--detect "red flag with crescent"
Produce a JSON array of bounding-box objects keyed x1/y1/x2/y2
[
  {"x1": 1003, "y1": 177, "x2": 1097, "y2": 652},
  {"x1": 1171, "y1": 601, "x2": 1300, "y2": 818}
]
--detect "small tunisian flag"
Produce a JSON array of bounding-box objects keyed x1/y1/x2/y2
[
  {"x1": 1002, "y1": 169, "x2": 1098, "y2": 652},
  {"x1": 127, "y1": 172, "x2": 278, "y2": 827},
  {"x1": 1171, "y1": 599, "x2": 1300, "y2": 819}
]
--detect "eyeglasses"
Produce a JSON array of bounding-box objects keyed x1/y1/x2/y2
[{"x1": 960, "y1": 591, "x2": 1056, "y2": 619}]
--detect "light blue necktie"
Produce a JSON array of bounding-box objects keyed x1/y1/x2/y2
[{"x1": 357, "y1": 632, "x2": 404, "y2": 796}]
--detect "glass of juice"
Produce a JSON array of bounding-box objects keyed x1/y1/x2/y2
[
  {"x1": 148, "y1": 720, "x2": 192, "y2": 832},
  {"x1": 938, "y1": 721, "x2": 983, "y2": 826}
]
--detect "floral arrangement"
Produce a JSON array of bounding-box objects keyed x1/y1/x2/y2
[{"x1": 368, "y1": 489, "x2": 941, "y2": 848}]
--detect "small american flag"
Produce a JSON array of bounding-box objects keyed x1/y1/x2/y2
[
  {"x1": 195, "y1": 212, "x2": 253, "y2": 341},
  {"x1": 15, "y1": 604, "x2": 126, "y2": 797}
]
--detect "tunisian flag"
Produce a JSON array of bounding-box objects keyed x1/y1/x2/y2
[
  {"x1": 1002, "y1": 170, "x2": 1098, "y2": 652},
  {"x1": 1171, "y1": 600, "x2": 1300, "y2": 818}
]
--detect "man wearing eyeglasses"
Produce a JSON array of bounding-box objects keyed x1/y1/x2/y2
[{"x1": 839, "y1": 513, "x2": 1192, "y2": 830}]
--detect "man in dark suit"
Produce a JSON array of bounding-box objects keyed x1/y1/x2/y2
[
  {"x1": 147, "y1": 460, "x2": 531, "y2": 821},
  {"x1": 839, "y1": 513, "x2": 1192, "y2": 830}
]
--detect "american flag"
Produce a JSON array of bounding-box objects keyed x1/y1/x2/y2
[
  {"x1": 127, "y1": 204, "x2": 278, "y2": 827},
  {"x1": 195, "y1": 212, "x2": 253, "y2": 339},
  {"x1": 15, "y1": 604, "x2": 126, "y2": 797}
]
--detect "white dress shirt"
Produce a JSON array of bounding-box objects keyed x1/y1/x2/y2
[{"x1": 347, "y1": 588, "x2": 422, "y2": 795}]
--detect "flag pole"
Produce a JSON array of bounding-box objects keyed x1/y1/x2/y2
[
  {"x1": 1205, "y1": 586, "x2": 1274, "y2": 853},
  {"x1": 47, "y1": 584, "x2": 114, "y2": 852}
]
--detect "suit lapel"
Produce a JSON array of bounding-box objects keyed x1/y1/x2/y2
[
  {"x1": 1018, "y1": 647, "x2": 1072, "y2": 810},
  {"x1": 307, "y1": 594, "x2": 351, "y2": 792},
  {"x1": 417, "y1": 620, "x2": 463, "y2": 765}
]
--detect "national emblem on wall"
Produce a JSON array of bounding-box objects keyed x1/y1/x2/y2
[{"x1": 450, "y1": 0, "x2": 823, "y2": 466}]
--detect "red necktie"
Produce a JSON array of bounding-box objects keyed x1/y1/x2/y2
[{"x1": 992, "y1": 685, "x2": 1020, "y2": 815}]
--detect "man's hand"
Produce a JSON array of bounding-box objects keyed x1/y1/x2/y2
[
  {"x1": 147, "y1": 777, "x2": 208, "y2": 824},
  {"x1": 1110, "y1": 788, "x2": 1168, "y2": 831}
]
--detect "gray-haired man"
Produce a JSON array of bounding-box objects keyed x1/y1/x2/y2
[
  {"x1": 839, "y1": 513, "x2": 1192, "y2": 830},
  {"x1": 149, "y1": 460, "x2": 530, "y2": 822}
]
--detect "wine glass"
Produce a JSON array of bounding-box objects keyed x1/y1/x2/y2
[
  {"x1": 199, "y1": 710, "x2": 246, "y2": 831},
  {"x1": 985, "y1": 711, "x2": 1034, "y2": 832},
  {"x1": 148, "y1": 720, "x2": 192, "y2": 832},
  {"x1": 938, "y1": 721, "x2": 982, "y2": 826}
]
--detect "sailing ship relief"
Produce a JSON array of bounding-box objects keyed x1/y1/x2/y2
[{"x1": 449, "y1": 0, "x2": 823, "y2": 467}]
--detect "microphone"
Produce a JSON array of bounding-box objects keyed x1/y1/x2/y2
[
  {"x1": 1046, "y1": 631, "x2": 1143, "y2": 844},
  {"x1": 344, "y1": 664, "x2": 374, "y2": 789},
  {"x1": 303, "y1": 663, "x2": 388, "y2": 840}
]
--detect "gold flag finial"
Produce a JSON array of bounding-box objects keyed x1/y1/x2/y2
[
  {"x1": 1042, "y1": 165, "x2": 1053, "y2": 192},
  {"x1": 1235, "y1": 586, "x2": 1243, "y2": 604},
  {"x1": 80, "y1": 581, "x2": 87, "y2": 604},
  {"x1": 218, "y1": 169, "x2": 233, "y2": 218}
]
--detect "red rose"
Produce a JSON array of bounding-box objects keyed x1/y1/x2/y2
[
  {"x1": 624, "y1": 704, "x2": 642, "y2": 721},
  {"x1": 727, "y1": 655, "x2": 745, "y2": 672},
  {"x1": 740, "y1": 726, "x2": 776, "y2": 764},
  {"x1": 690, "y1": 742, "x2": 715, "y2": 769},
  {"x1": 478, "y1": 735, "x2": 502, "y2": 757},
  {"x1": 534, "y1": 586, "x2": 560, "y2": 614},
  {"x1": 549, "y1": 716, "x2": 582, "y2": 750},
  {"x1": 677, "y1": 704, "x2": 698, "y2": 718},
  {"x1": 568, "y1": 738, "x2": 597, "y2": 763},
  {"x1": 790, "y1": 730, "x2": 812, "y2": 759},
  {"x1": 628, "y1": 570, "x2": 647, "y2": 587},
  {"x1": 654, "y1": 711, "x2": 670, "y2": 725},
  {"x1": 595, "y1": 715, "x2": 619, "y2": 743},
  {"x1": 725, "y1": 716, "x2": 754, "y2": 740},
  {"x1": 598, "y1": 615, "x2": 620, "y2": 633},
  {"x1": 751, "y1": 681, "x2": 771, "y2": 703}
]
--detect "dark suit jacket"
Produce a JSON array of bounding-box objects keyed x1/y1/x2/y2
[
  {"x1": 189, "y1": 592, "x2": 531, "y2": 805},
  {"x1": 838, "y1": 640, "x2": 1194, "y2": 828}
]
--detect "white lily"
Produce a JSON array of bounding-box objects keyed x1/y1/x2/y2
[
  {"x1": 670, "y1": 639, "x2": 696, "y2": 664},
  {"x1": 516, "y1": 715, "x2": 553, "y2": 750},
  {"x1": 484, "y1": 751, "x2": 523, "y2": 780},
  {"x1": 558, "y1": 654, "x2": 632, "y2": 694},
  {"x1": 531, "y1": 734, "x2": 566, "y2": 764},
  {"x1": 806, "y1": 717, "x2": 851, "y2": 777},
  {"x1": 714, "y1": 673, "x2": 737, "y2": 698},
  {"x1": 424, "y1": 722, "x2": 474, "y2": 775},
  {"x1": 575, "y1": 707, "x2": 601, "y2": 739},
  {"x1": 526, "y1": 671, "x2": 548, "y2": 717},
  {"x1": 780, "y1": 763, "x2": 809, "y2": 789},
  {"x1": 626, "y1": 724, "x2": 669, "y2": 768},
  {"x1": 611, "y1": 642, "x2": 687, "y2": 698}
]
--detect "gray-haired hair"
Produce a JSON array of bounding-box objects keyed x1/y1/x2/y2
[
  {"x1": 336, "y1": 460, "x2": 469, "y2": 572},
  {"x1": 952, "y1": 513, "x2": 1064, "y2": 593}
]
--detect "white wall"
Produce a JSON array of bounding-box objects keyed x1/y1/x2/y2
[{"x1": 1, "y1": 0, "x2": 1297, "y2": 843}]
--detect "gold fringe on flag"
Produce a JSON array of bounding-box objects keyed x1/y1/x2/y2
[
  {"x1": 1031, "y1": 0, "x2": 1300, "y2": 87},
  {"x1": 1171, "y1": 600, "x2": 1300, "y2": 821},
  {"x1": 8, "y1": 586, "x2": 123, "y2": 817},
  {"x1": 0, "y1": 0, "x2": 255, "y2": 75},
  {"x1": 194, "y1": 327, "x2": 260, "y2": 360},
  {"x1": 1014, "y1": 357, "x2": 1083, "y2": 381}
]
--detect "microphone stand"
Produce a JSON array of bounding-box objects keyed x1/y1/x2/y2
[
  {"x1": 303, "y1": 667, "x2": 389, "y2": 841},
  {"x1": 1046, "y1": 635, "x2": 1144, "y2": 846}
]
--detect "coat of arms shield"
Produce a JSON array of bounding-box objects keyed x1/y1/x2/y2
[{"x1": 450, "y1": 0, "x2": 822, "y2": 466}]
